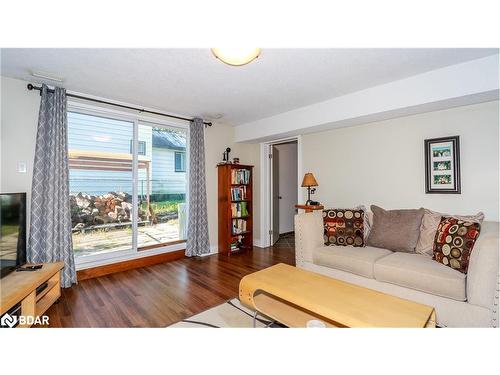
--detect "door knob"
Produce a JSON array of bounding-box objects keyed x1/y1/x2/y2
[{"x1": 278, "y1": 196, "x2": 282, "y2": 199}]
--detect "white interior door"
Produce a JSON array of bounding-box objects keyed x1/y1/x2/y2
[{"x1": 271, "y1": 146, "x2": 280, "y2": 245}]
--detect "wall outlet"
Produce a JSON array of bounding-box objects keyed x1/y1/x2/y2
[{"x1": 17, "y1": 162, "x2": 27, "y2": 173}]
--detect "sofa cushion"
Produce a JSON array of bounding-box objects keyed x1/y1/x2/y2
[
  {"x1": 374, "y1": 252, "x2": 466, "y2": 301},
  {"x1": 415, "y1": 209, "x2": 484, "y2": 256},
  {"x1": 366, "y1": 205, "x2": 424, "y2": 253},
  {"x1": 313, "y1": 245, "x2": 392, "y2": 278},
  {"x1": 323, "y1": 208, "x2": 365, "y2": 247}
]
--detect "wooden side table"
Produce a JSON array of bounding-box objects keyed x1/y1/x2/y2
[{"x1": 295, "y1": 204, "x2": 324, "y2": 213}]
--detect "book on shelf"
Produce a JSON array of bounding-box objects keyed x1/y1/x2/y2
[
  {"x1": 232, "y1": 219, "x2": 247, "y2": 234},
  {"x1": 231, "y1": 235, "x2": 244, "y2": 252},
  {"x1": 231, "y1": 201, "x2": 249, "y2": 218},
  {"x1": 231, "y1": 169, "x2": 250, "y2": 184},
  {"x1": 231, "y1": 185, "x2": 247, "y2": 201}
]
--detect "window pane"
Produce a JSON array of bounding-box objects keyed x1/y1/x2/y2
[
  {"x1": 68, "y1": 112, "x2": 134, "y2": 257},
  {"x1": 139, "y1": 141, "x2": 146, "y2": 155},
  {"x1": 137, "y1": 125, "x2": 187, "y2": 249},
  {"x1": 175, "y1": 153, "x2": 181, "y2": 171},
  {"x1": 129, "y1": 140, "x2": 146, "y2": 155},
  {"x1": 174, "y1": 152, "x2": 185, "y2": 172}
]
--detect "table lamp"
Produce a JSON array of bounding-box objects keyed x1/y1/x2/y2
[{"x1": 301, "y1": 173, "x2": 318, "y2": 205}]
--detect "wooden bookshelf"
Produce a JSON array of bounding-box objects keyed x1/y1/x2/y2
[{"x1": 217, "y1": 164, "x2": 253, "y2": 255}]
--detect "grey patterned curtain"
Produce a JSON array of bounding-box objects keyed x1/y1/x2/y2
[
  {"x1": 28, "y1": 84, "x2": 76, "y2": 287},
  {"x1": 186, "y1": 118, "x2": 210, "y2": 256}
]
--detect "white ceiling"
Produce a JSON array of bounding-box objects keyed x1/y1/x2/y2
[{"x1": 1, "y1": 48, "x2": 497, "y2": 125}]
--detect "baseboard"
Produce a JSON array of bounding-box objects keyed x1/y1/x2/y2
[
  {"x1": 77, "y1": 250, "x2": 185, "y2": 281},
  {"x1": 253, "y1": 238, "x2": 263, "y2": 248},
  {"x1": 201, "y1": 245, "x2": 219, "y2": 257}
]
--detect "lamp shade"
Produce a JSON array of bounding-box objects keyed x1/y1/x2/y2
[{"x1": 301, "y1": 173, "x2": 318, "y2": 187}]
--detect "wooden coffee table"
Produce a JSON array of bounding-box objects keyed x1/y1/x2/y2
[{"x1": 239, "y1": 263, "x2": 435, "y2": 328}]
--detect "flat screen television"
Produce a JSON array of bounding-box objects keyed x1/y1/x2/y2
[{"x1": 0, "y1": 193, "x2": 27, "y2": 278}]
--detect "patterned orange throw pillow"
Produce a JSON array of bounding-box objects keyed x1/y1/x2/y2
[
  {"x1": 323, "y1": 209, "x2": 365, "y2": 247},
  {"x1": 432, "y1": 217, "x2": 481, "y2": 274}
]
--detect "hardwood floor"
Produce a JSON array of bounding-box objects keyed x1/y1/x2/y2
[{"x1": 39, "y1": 245, "x2": 295, "y2": 327}]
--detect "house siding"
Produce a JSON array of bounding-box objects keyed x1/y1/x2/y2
[
  {"x1": 67, "y1": 112, "x2": 185, "y2": 197},
  {"x1": 152, "y1": 148, "x2": 186, "y2": 195}
]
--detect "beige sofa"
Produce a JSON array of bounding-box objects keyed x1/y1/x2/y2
[{"x1": 294, "y1": 212, "x2": 499, "y2": 327}]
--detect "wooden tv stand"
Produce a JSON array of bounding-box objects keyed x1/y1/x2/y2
[{"x1": 0, "y1": 262, "x2": 63, "y2": 328}]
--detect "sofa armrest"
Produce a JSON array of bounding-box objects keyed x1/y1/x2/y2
[
  {"x1": 467, "y1": 222, "x2": 499, "y2": 317},
  {"x1": 294, "y1": 211, "x2": 324, "y2": 267}
]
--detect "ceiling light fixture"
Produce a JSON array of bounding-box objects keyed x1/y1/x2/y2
[{"x1": 211, "y1": 48, "x2": 261, "y2": 66}]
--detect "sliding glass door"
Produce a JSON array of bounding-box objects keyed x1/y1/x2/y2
[
  {"x1": 67, "y1": 110, "x2": 187, "y2": 264},
  {"x1": 136, "y1": 123, "x2": 187, "y2": 250},
  {"x1": 68, "y1": 112, "x2": 134, "y2": 257}
]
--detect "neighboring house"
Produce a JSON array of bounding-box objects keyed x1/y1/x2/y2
[
  {"x1": 151, "y1": 128, "x2": 186, "y2": 199},
  {"x1": 68, "y1": 111, "x2": 186, "y2": 199}
]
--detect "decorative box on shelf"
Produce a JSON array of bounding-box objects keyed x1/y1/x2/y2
[{"x1": 217, "y1": 164, "x2": 253, "y2": 255}]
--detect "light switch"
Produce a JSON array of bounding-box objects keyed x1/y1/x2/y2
[{"x1": 17, "y1": 162, "x2": 27, "y2": 173}]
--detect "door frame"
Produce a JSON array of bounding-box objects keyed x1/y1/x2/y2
[
  {"x1": 259, "y1": 135, "x2": 302, "y2": 248},
  {"x1": 270, "y1": 145, "x2": 280, "y2": 245}
]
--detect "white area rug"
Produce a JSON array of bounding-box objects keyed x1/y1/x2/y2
[{"x1": 168, "y1": 298, "x2": 285, "y2": 328}]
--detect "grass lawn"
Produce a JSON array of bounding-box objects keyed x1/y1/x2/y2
[
  {"x1": 140, "y1": 200, "x2": 184, "y2": 215},
  {"x1": 1, "y1": 224, "x2": 19, "y2": 237}
]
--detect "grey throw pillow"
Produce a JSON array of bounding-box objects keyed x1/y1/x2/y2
[{"x1": 366, "y1": 205, "x2": 425, "y2": 253}]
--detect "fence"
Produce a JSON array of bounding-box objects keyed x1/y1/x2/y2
[{"x1": 69, "y1": 178, "x2": 186, "y2": 202}]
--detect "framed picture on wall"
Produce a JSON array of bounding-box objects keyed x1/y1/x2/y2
[{"x1": 425, "y1": 136, "x2": 461, "y2": 194}]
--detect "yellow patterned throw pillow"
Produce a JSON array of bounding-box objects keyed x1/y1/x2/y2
[{"x1": 323, "y1": 209, "x2": 365, "y2": 247}]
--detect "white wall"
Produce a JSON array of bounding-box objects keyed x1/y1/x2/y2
[
  {"x1": 274, "y1": 142, "x2": 298, "y2": 233},
  {"x1": 0, "y1": 76, "x2": 261, "y2": 251},
  {"x1": 1, "y1": 76, "x2": 39, "y2": 224},
  {"x1": 302, "y1": 101, "x2": 499, "y2": 220},
  {"x1": 203, "y1": 123, "x2": 260, "y2": 249}
]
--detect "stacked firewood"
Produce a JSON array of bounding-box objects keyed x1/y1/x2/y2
[{"x1": 70, "y1": 192, "x2": 140, "y2": 229}]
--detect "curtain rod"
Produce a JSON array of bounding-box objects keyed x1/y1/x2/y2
[{"x1": 26, "y1": 83, "x2": 212, "y2": 127}]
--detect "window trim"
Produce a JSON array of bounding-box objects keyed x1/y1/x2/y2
[{"x1": 67, "y1": 102, "x2": 189, "y2": 270}]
